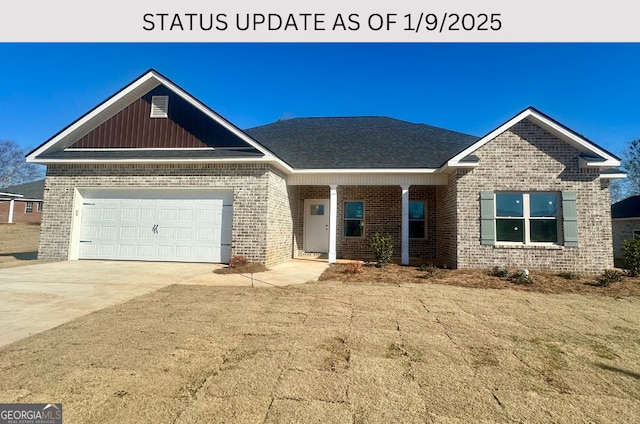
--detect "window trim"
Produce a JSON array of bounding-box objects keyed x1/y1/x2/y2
[
  {"x1": 37, "y1": 202, "x2": 43, "y2": 212},
  {"x1": 25, "y1": 201, "x2": 34, "y2": 214},
  {"x1": 409, "y1": 200, "x2": 426, "y2": 239},
  {"x1": 494, "y1": 192, "x2": 560, "y2": 246},
  {"x1": 343, "y1": 200, "x2": 365, "y2": 238}
]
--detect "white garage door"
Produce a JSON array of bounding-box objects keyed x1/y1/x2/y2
[{"x1": 78, "y1": 189, "x2": 233, "y2": 263}]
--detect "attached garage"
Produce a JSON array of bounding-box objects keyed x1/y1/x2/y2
[{"x1": 70, "y1": 188, "x2": 233, "y2": 263}]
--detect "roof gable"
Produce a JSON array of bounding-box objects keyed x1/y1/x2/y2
[
  {"x1": 445, "y1": 107, "x2": 621, "y2": 170},
  {"x1": 27, "y1": 69, "x2": 283, "y2": 167}
]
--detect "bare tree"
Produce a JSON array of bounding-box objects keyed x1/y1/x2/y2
[
  {"x1": 611, "y1": 138, "x2": 640, "y2": 203},
  {"x1": 0, "y1": 140, "x2": 45, "y2": 187}
]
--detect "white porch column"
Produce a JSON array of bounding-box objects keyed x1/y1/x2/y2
[
  {"x1": 401, "y1": 184, "x2": 410, "y2": 265},
  {"x1": 8, "y1": 198, "x2": 15, "y2": 224},
  {"x1": 328, "y1": 184, "x2": 338, "y2": 263}
]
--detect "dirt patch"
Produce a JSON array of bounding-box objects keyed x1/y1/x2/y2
[
  {"x1": 213, "y1": 263, "x2": 269, "y2": 275},
  {"x1": 0, "y1": 281, "x2": 638, "y2": 423},
  {"x1": 0, "y1": 223, "x2": 46, "y2": 269},
  {"x1": 320, "y1": 263, "x2": 640, "y2": 297}
]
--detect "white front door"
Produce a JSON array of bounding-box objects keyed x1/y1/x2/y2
[{"x1": 304, "y1": 199, "x2": 330, "y2": 253}]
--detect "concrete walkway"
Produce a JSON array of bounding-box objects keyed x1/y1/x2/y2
[{"x1": 0, "y1": 259, "x2": 328, "y2": 347}]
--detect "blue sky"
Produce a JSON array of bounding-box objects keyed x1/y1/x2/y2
[{"x1": 1, "y1": 43, "x2": 639, "y2": 157}]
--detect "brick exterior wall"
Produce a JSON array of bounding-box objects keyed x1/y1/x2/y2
[
  {"x1": 435, "y1": 173, "x2": 459, "y2": 268},
  {"x1": 293, "y1": 185, "x2": 437, "y2": 261},
  {"x1": 0, "y1": 200, "x2": 43, "y2": 223},
  {"x1": 453, "y1": 119, "x2": 614, "y2": 273},
  {"x1": 38, "y1": 163, "x2": 293, "y2": 267},
  {"x1": 612, "y1": 219, "x2": 640, "y2": 259},
  {"x1": 265, "y1": 168, "x2": 294, "y2": 266}
]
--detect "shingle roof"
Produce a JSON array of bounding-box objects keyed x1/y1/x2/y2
[
  {"x1": 0, "y1": 179, "x2": 45, "y2": 200},
  {"x1": 245, "y1": 117, "x2": 480, "y2": 169},
  {"x1": 612, "y1": 195, "x2": 640, "y2": 219}
]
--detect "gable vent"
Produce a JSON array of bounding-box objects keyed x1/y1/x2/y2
[{"x1": 150, "y1": 95, "x2": 169, "y2": 118}]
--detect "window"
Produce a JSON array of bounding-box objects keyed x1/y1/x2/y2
[
  {"x1": 495, "y1": 192, "x2": 559, "y2": 244},
  {"x1": 633, "y1": 230, "x2": 640, "y2": 239},
  {"x1": 37, "y1": 202, "x2": 43, "y2": 212},
  {"x1": 25, "y1": 202, "x2": 33, "y2": 214},
  {"x1": 409, "y1": 201, "x2": 425, "y2": 238},
  {"x1": 309, "y1": 204, "x2": 324, "y2": 215},
  {"x1": 344, "y1": 201, "x2": 364, "y2": 237}
]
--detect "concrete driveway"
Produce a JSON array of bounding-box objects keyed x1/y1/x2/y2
[{"x1": 0, "y1": 259, "x2": 328, "y2": 347}]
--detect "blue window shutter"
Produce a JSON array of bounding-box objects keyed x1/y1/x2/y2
[
  {"x1": 562, "y1": 191, "x2": 578, "y2": 247},
  {"x1": 480, "y1": 191, "x2": 495, "y2": 245}
]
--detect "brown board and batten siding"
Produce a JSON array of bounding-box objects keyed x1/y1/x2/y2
[{"x1": 68, "y1": 85, "x2": 250, "y2": 150}]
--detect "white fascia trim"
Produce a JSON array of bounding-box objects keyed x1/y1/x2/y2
[
  {"x1": 0, "y1": 192, "x2": 23, "y2": 198},
  {"x1": 27, "y1": 72, "x2": 161, "y2": 161},
  {"x1": 599, "y1": 173, "x2": 628, "y2": 180},
  {"x1": 290, "y1": 168, "x2": 439, "y2": 174},
  {"x1": 579, "y1": 156, "x2": 620, "y2": 168},
  {"x1": 447, "y1": 108, "x2": 621, "y2": 168},
  {"x1": 437, "y1": 162, "x2": 479, "y2": 172}
]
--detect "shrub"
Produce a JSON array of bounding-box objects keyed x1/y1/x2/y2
[
  {"x1": 343, "y1": 262, "x2": 363, "y2": 274},
  {"x1": 489, "y1": 266, "x2": 509, "y2": 278},
  {"x1": 370, "y1": 233, "x2": 394, "y2": 267},
  {"x1": 558, "y1": 271, "x2": 581, "y2": 280},
  {"x1": 596, "y1": 269, "x2": 625, "y2": 287},
  {"x1": 229, "y1": 255, "x2": 249, "y2": 268},
  {"x1": 622, "y1": 238, "x2": 640, "y2": 277},
  {"x1": 418, "y1": 263, "x2": 445, "y2": 279},
  {"x1": 509, "y1": 269, "x2": 534, "y2": 285}
]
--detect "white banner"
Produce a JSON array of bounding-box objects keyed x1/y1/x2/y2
[{"x1": 1, "y1": 0, "x2": 639, "y2": 42}]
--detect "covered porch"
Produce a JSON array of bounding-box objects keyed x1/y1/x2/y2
[{"x1": 287, "y1": 172, "x2": 450, "y2": 265}]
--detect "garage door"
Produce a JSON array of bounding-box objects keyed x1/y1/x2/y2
[{"x1": 77, "y1": 189, "x2": 233, "y2": 263}]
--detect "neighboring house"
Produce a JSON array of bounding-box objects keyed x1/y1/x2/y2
[
  {"x1": 26, "y1": 70, "x2": 626, "y2": 272},
  {"x1": 611, "y1": 195, "x2": 640, "y2": 259},
  {"x1": 0, "y1": 179, "x2": 45, "y2": 224}
]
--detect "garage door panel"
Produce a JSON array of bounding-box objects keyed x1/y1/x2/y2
[
  {"x1": 78, "y1": 189, "x2": 233, "y2": 263},
  {"x1": 176, "y1": 227, "x2": 193, "y2": 240},
  {"x1": 178, "y1": 210, "x2": 194, "y2": 221},
  {"x1": 119, "y1": 244, "x2": 137, "y2": 257},
  {"x1": 159, "y1": 227, "x2": 176, "y2": 239},
  {"x1": 136, "y1": 245, "x2": 154, "y2": 258},
  {"x1": 81, "y1": 225, "x2": 101, "y2": 239},
  {"x1": 139, "y1": 209, "x2": 156, "y2": 221},
  {"x1": 100, "y1": 226, "x2": 117, "y2": 238},
  {"x1": 101, "y1": 208, "x2": 119, "y2": 220},
  {"x1": 120, "y1": 227, "x2": 137, "y2": 239}
]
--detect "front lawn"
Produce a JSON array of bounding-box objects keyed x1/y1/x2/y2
[{"x1": 0, "y1": 279, "x2": 638, "y2": 423}]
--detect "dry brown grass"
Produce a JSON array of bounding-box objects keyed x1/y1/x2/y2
[
  {"x1": 320, "y1": 263, "x2": 640, "y2": 297},
  {"x1": 0, "y1": 280, "x2": 638, "y2": 423},
  {"x1": 213, "y1": 263, "x2": 269, "y2": 274},
  {"x1": 0, "y1": 223, "x2": 45, "y2": 269}
]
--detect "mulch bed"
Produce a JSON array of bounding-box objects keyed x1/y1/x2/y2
[{"x1": 319, "y1": 263, "x2": 640, "y2": 297}]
